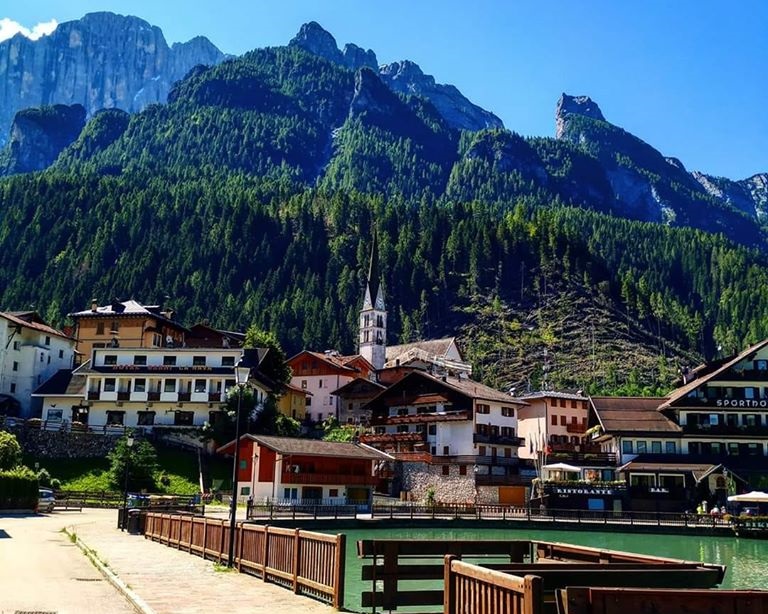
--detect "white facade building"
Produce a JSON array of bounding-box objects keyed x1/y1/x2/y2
[{"x1": 0, "y1": 311, "x2": 74, "y2": 417}]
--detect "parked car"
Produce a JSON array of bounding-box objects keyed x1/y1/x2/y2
[{"x1": 38, "y1": 488, "x2": 56, "y2": 513}]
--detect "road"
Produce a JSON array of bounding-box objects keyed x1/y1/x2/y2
[{"x1": 0, "y1": 510, "x2": 135, "y2": 614}]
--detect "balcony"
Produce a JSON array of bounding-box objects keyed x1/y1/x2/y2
[
  {"x1": 475, "y1": 473, "x2": 527, "y2": 486},
  {"x1": 148, "y1": 392, "x2": 161, "y2": 401},
  {"x1": 473, "y1": 433, "x2": 525, "y2": 447},
  {"x1": 208, "y1": 392, "x2": 223, "y2": 403},
  {"x1": 87, "y1": 391, "x2": 100, "y2": 401},
  {"x1": 682, "y1": 423, "x2": 768, "y2": 436},
  {"x1": 131, "y1": 391, "x2": 148, "y2": 402},
  {"x1": 280, "y1": 472, "x2": 377, "y2": 486},
  {"x1": 566, "y1": 423, "x2": 587, "y2": 434},
  {"x1": 178, "y1": 392, "x2": 191, "y2": 402},
  {"x1": 160, "y1": 392, "x2": 178, "y2": 402},
  {"x1": 544, "y1": 451, "x2": 617, "y2": 466},
  {"x1": 117, "y1": 391, "x2": 131, "y2": 401}
]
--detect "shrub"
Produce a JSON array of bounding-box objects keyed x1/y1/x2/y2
[
  {"x1": 0, "y1": 432, "x2": 22, "y2": 470},
  {"x1": 0, "y1": 466, "x2": 38, "y2": 509},
  {"x1": 37, "y1": 468, "x2": 52, "y2": 488},
  {"x1": 107, "y1": 436, "x2": 158, "y2": 492}
]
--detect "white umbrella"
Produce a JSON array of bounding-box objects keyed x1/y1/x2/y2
[
  {"x1": 727, "y1": 491, "x2": 768, "y2": 503},
  {"x1": 543, "y1": 462, "x2": 582, "y2": 473}
]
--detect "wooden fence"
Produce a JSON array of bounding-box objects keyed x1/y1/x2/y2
[
  {"x1": 444, "y1": 556, "x2": 542, "y2": 614},
  {"x1": 557, "y1": 586, "x2": 768, "y2": 614},
  {"x1": 143, "y1": 513, "x2": 346, "y2": 608}
]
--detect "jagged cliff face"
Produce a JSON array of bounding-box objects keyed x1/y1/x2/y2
[
  {"x1": 0, "y1": 12, "x2": 224, "y2": 145},
  {"x1": 0, "y1": 104, "x2": 86, "y2": 175},
  {"x1": 289, "y1": 21, "x2": 503, "y2": 132}
]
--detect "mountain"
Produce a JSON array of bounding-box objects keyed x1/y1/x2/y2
[
  {"x1": 289, "y1": 21, "x2": 503, "y2": 132},
  {"x1": 0, "y1": 19, "x2": 767, "y2": 394},
  {"x1": 0, "y1": 12, "x2": 225, "y2": 145}
]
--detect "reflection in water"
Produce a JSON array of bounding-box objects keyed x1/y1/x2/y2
[{"x1": 341, "y1": 526, "x2": 768, "y2": 612}]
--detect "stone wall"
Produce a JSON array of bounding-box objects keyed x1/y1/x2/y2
[
  {"x1": 399, "y1": 462, "x2": 476, "y2": 504},
  {"x1": 1, "y1": 424, "x2": 120, "y2": 458}
]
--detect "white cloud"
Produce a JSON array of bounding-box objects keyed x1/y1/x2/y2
[{"x1": 0, "y1": 18, "x2": 58, "y2": 43}]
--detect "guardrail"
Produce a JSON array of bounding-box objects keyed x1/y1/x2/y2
[
  {"x1": 143, "y1": 513, "x2": 346, "y2": 608},
  {"x1": 444, "y1": 556, "x2": 542, "y2": 614}
]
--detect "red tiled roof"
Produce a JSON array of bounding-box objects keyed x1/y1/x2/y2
[{"x1": 0, "y1": 312, "x2": 72, "y2": 341}]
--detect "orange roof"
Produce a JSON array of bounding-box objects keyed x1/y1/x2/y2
[{"x1": 0, "y1": 312, "x2": 72, "y2": 341}]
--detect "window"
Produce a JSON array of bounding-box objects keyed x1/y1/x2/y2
[
  {"x1": 194, "y1": 379, "x2": 206, "y2": 393},
  {"x1": 12, "y1": 341, "x2": 19, "y2": 351},
  {"x1": 134, "y1": 355, "x2": 147, "y2": 366},
  {"x1": 745, "y1": 387, "x2": 756, "y2": 399},
  {"x1": 442, "y1": 445, "x2": 450, "y2": 455},
  {"x1": 501, "y1": 407, "x2": 515, "y2": 417},
  {"x1": 651, "y1": 441, "x2": 662, "y2": 454},
  {"x1": 329, "y1": 488, "x2": 339, "y2": 498},
  {"x1": 728, "y1": 442, "x2": 740, "y2": 456},
  {"x1": 659, "y1": 474, "x2": 684, "y2": 489},
  {"x1": 318, "y1": 379, "x2": 323, "y2": 388},
  {"x1": 571, "y1": 400, "x2": 577, "y2": 408},
  {"x1": 560, "y1": 416, "x2": 566, "y2": 426},
  {"x1": 478, "y1": 446, "x2": 486, "y2": 456},
  {"x1": 104, "y1": 355, "x2": 117, "y2": 365},
  {"x1": 396, "y1": 425, "x2": 409, "y2": 433},
  {"x1": 40, "y1": 354, "x2": 44, "y2": 363},
  {"x1": 106, "y1": 411, "x2": 124, "y2": 425},
  {"x1": 163, "y1": 356, "x2": 177, "y2": 366},
  {"x1": 240, "y1": 486, "x2": 250, "y2": 496},
  {"x1": 220, "y1": 356, "x2": 234, "y2": 367},
  {"x1": 442, "y1": 466, "x2": 450, "y2": 476},
  {"x1": 96, "y1": 322, "x2": 105, "y2": 335},
  {"x1": 193, "y1": 356, "x2": 206, "y2": 366},
  {"x1": 636, "y1": 441, "x2": 647, "y2": 453},
  {"x1": 476, "y1": 404, "x2": 490, "y2": 414},
  {"x1": 397, "y1": 408, "x2": 409, "y2": 416},
  {"x1": 551, "y1": 414, "x2": 557, "y2": 425},
  {"x1": 665, "y1": 441, "x2": 677, "y2": 454},
  {"x1": 459, "y1": 465, "x2": 467, "y2": 476},
  {"x1": 629, "y1": 474, "x2": 656, "y2": 488},
  {"x1": 110, "y1": 321, "x2": 119, "y2": 333},
  {"x1": 45, "y1": 335, "x2": 51, "y2": 346},
  {"x1": 164, "y1": 379, "x2": 176, "y2": 393},
  {"x1": 9, "y1": 383, "x2": 15, "y2": 393},
  {"x1": 104, "y1": 378, "x2": 116, "y2": 392},
  {"x1": 137, "y1": 411, "x2": 155, "y2": 426},
  {"x1": 47, "y1": 356, "x2": 51, "y2": 365},
  {"x1": 134, "y1": 378, "x2": 146, "y2": 392},
  {"x1": 47, "y1": 409, "x2": 63, "y2": 421},
  {"x1": 622, "y1": 440, "x2": 633, "y2": 454},
  {"x1": 58, "y1": 349, "x2": 64, "y2": 359},
  {"x1": 505, "y1": 447, "x2": 512, "y2": 457},
  {"x1": 748, "y1": 443, "x2": 763, "y2": 456},
  {"x1": 301, "y1": 380, "x2": 307, "y2": 389},
  {"x1": 428, "y1": 424, "x2": 437, "y2": 435},
  {"x1": 757, "y1": 360, "x2": 768, "y2": 371},
  {"x1": 174, "y1": 411, "x2": 194, "y2": 426},
  {"x1": 501, "y1": 426, "x2": 515, "y2": 437},
  {"x1": 12, "y1": 361, "x2": 18, "y2": 372}
]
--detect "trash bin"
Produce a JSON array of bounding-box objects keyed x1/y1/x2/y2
[{"x1": 127, "y1": 509, "x2": 144, "y2": 534}]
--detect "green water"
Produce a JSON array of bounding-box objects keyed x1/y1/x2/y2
[{"x1": 339, "y1": 526, "x2": 768, "y2": 612}]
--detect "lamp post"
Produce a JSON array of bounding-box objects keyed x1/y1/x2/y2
[
  {"x1": 121, "y1": 435, "x2": 134, "y2": 531},
  {"x1": 227, "y1": 358, "x2": 251, "y2": 567}
]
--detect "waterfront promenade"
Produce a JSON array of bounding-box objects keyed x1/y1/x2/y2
[{"x1": 0, "y1": 509, "x2": 334, "y2": 614}]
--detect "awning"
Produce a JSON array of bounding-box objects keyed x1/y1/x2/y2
[
  {"x1": 727, "y1": 491, "x2": 768, "y2": 503},
  {"x1": 543, "y1": 462, "x2": 582, "y2": 473}
]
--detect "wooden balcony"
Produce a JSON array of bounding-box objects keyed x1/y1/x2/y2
[
  {"x1": 208, "y1": 392, "x2": 223, "y2": 402},
  {"x1": 178, "y1": 392, "x2": 191, "y2": 402},
  {"x1": 280, "y1": 472, "x2": 377, "y2": 486},
  {"x1": 117, "y1": 391, "x2": 131, "y2": 401},
  {"x1": 682, "y1": 423, "x2": 768, "y2": 436},
  {"x1": 473, "y1": 433, "x2": 525, "y2": 447},
  {"x1": 566, "y1": 422, "x2": 587, "y2": 434},
  {"x1": 544, "y1": 451, "x2": 617, "y2": 466},
  {"x1": 87, "y1": 391, "x2": 100, "y2": 401},
  {"x1": 148, "y1": 392, "x2": 161, "y2": 401}
]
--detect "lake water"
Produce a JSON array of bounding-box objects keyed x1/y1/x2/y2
[{"x1": 338, "y1": 525, "x2": 768, "y2": 612}]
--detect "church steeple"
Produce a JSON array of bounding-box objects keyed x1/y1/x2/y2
[{"x1": 359, "y1": 231, "x2": 386, "y2": 370}]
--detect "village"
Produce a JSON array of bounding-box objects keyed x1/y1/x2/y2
[{"x1": 1, "y1": 240, "x2": 767, "y2": 519}]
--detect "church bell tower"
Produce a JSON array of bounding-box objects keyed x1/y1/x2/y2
[{"x1": 359, "y1": 232, "x2": 386, "y2": 371}]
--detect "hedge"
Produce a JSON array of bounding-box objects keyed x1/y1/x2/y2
[{"x1": 0, "y1": 466, "x2": 39, "y2": 510}]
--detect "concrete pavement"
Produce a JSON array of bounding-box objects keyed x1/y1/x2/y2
[{"x1": 4, "y1": 508, "x2": 336, "y2": 614}]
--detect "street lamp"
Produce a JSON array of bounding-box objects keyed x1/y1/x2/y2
[
  {"x1": 227, "y1": 358, "x2": 250, "y2": 567},
  {"x1": 121, "y1": 435, "x2": 134, "y2": 531}
]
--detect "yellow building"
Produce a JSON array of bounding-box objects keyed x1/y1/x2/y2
[
  {"x1": 277, "y1": 383, "x2": 311, "y2": 420},
  {"x1": 68, "y1": 299, "x2": 188, "y2": 363}
]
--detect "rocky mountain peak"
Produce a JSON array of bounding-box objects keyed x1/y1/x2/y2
[
  {"x1": 342, "y1": 43, "x2": 378, "y2": 71},
  {"x1": 0, "y1": 12, "x2": 225, "y2": 145},
  {"x1": 555, "y1": 93, "x2": 606, "y2": 138},
  {"x1": 289, "y1": 21, "x2": 343, "y2": 64}
]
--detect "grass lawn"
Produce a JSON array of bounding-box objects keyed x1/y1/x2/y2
[{"x1": 24, "y1": 445, "x2": 232, "y2": 494}]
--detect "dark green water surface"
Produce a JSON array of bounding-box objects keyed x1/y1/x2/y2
[{"x1": 337, "y1": 526, "x2": 768, "y2": 612}]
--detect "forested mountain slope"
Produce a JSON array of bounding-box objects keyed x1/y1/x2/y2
[{"x1": 0, "y1": 24, "x2": 767, "y2": 394}]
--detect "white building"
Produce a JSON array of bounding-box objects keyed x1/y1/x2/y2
[
  {"x1": 0, "y1": 311, "x2": 75, "y2": 418},
  {"x1": 33, "y1": 347, "x2": 271, "y2": 432}
]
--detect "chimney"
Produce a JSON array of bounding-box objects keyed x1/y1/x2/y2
[{"x1": 91, "y1": 298, "x2": 98, "y2": 312}]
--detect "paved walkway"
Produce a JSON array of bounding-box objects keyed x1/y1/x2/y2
[
  {"x1": 65, "y1": 509, "x2": 336, "y2": 614},
  {"x1": 0, "y1": 511, "x2": 135, "y2": 614},
  {"x1": 0, "y1": 509, "x2": 337, "y2": 614}
]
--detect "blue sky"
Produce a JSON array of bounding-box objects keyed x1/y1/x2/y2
[{"x1": 4, "y1": 1, "x2": 767, "y2": 179}]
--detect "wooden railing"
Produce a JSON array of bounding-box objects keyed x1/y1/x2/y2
[
  {"x1": 444, "y1": 556, "x2": 542, "y2": 614},
  {"x1": 143, "y1": 513, "x2": 346, "y2": 608},
  {"x1": 556, "y1": 586, "x2": 768, "y2": 613}
]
